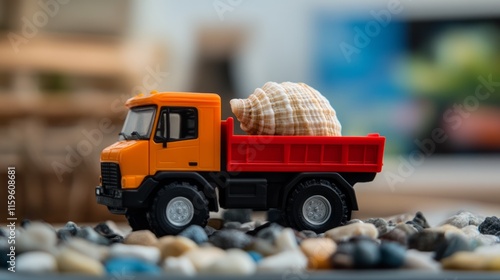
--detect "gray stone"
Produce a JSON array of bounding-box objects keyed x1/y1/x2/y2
[
  {"x1": 256, "y1": 223, "x2": 283, "y2": 243},
  {"x1": 353, "y1": 239, "x2": 380, "y2": 269},
  {"x1": 379, "y1": 242, "x2": 406, "y2": 268},
  {"x1": 209, "y1": 229, "x2": 253, "y2": 250},
  {"x1": 408, "y1": 231, "x2": 446, "y2": 252},
  {"x1": 223, "y1": 221, "x2": 242, "y2": 230},
  {"x1": 434, "y1": 234, "x2": 474, "y2": 261},
  {"x1": 478, "y1": 216, "x2": 500, "y2": 237},
  {"x1": 380, "y1": 228, "x2": 408, "y2": 247},
  {"x1": 179, "y1": 225, "x2": 208, "y2": 244},
  {"x1": 411, "y1": 211, "x2": 430, "y2": 229},
  {"x1": 442, "y1": 211, "x2": 484, "y2": 228},
  {"x1": 365, "y1": 218, "x2": 390, "y2": 236},
  {"x1": 75, "y1": 226, "x2": 110, "y2": 245}
]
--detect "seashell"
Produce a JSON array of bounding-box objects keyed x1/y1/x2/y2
[{"x1": 230, "y1": 82, "x2": 341, "y2": 136}]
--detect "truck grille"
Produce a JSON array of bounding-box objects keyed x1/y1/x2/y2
[{"x1": 101, "y1": 162, "x2": 121, "y2": 192}]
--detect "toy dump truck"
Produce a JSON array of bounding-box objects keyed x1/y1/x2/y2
[{"x1": 96, "y1": 92, "x2": 385, "y2": 236}]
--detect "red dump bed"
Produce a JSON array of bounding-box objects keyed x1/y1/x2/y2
[{"x1": 222, "y1": 117, "x2": 385, "y2": 173}]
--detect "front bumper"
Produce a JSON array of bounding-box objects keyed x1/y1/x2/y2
[{"x1": 95, "y1": 177, "x2": 158, "y2": 214}]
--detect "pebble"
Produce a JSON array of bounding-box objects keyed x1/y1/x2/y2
[
  {"x1": 474, "y1": 234, "x2": 500, "y2": 246},
  {"x1": 442, "y1": 211, "x2": 484, "y2": 228},
  {"x1": 163, "y1": 256, "x2": 196, "y2": 276},
  {"x1": 408, "y1": 231, "x2": 446, "y2": 252},
  {"x1": 209, "y1": 229, "x2": 253, "y2": 250},
  {"x1": 75, "y1": 226, "x2": 110, "y2": 245},
  {"x1": 17, "y1": 252, "x2": 57, "y2": 273},
  {"x1": 300, "y1": 238, "x2": 337, "y2": 269},
  {"x1": 65, "y1": 238, "x2": 110, "y2": 261},
  {"x1": 432, "y1": 224, "x2": 466, "y2": 238},
  {"x1": 57, "y1": 247, "x2": 104, "y2": 275},
  {"x1": 202, "y1": 249, "x2": 256, "y2": 275},
  {"x1": 275, "y1": 228, "x2": 298, "y2": 252},
  {"x1": 299, "y1": 230, "x2": 317, "y2": 239},
  {"x1": 93, "y1": 222, "x2": 124, "y2": 243},
  {"x1": 346, "y1": 219, "x2": 364, "y2": 225},
  {"x1": 17, "y1": 222, "x2": 57, "y2": 253},
  {"x1": 57, "y1": 221, "x2": 80, "y2": 240},
  {"x1": 255, "y1": 223, "x2": 283, "y2": 243},
  {"x1": 247, "y1": 251, "x2": 263, "y2": 263},
  {"x1": 105, "y1": 257, "x2": 162, "y2": 275},
  {"x1": 380, "y1": 228, "x2": 408, "y2": 247},
  {"x1": 353, "y1": 239, "x2": 380, "y2": 269},
  {"x1": 434, "y1": 234, "x2": 474, "y2": 261},
  {"x1": 223, "y1": 209, "x2": 252, "y2": 223},
  {"x1": 461, "y1": 225, "x2": 480, "y2": 238},
  {"x1": 257, "y1": 250, "x2": 307, "y2": 272},
  {"x1": 110, "y1": 243, "x2": 161, "y2": 263},
  {"x1": 124, "y1": 230, "x2": 158, "y2": 246},
  {"x1": 441, "y1": 252, "x2": 493, "y2": 270},
  {"x1": 478, "y1": 216, "x2": 500, "y2": 237},
  {"x1": 395, "y1": 223, "x2": 419, "y2": 236},
  {"x1": 157, "y1": 236, "x2": 197, "y2": 259},
  {"x1": 386, "y1": 213, "x2": 414, "y2": 224},
  {"x1": 475, "y1": 244, "x2": 500, "y2": 256},
  {"x1": 247, "y1": 238, "x2": 276, "y2": 256},
  {"x1": 410, "y1": 211, "x2": 431, "y2": 229},
  {"x1": 403, "y1": 249, "x2": 440, "y2": 271},
  {"x1": 325, "y1": 223, "x2": 378, "y2": 242},
  {"x1": 178, "y1": 225, "x2": 208, "y2": 244},
  {"x1": 204, "y1": 226, "x2": 217, "y2": 237},
  {"x1": 330, "y1": 242, "x2": 356, "y2": 269},
  {"x1": 183, "y1": 247, "x2": 226, "y2": 271},
  {"x1": 240, "y1": 221, "x2": 258, "y2": 232},
  {"x1": 365, "y1": 218, "x2": 390, "y2": 236},
  {"x1": 379, "y1": 242, "x2": 406, "y2": 268},
  {"x1": 207, "y1": 218, "x2": 224, "y2": 230}
]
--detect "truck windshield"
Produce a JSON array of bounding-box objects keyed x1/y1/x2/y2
[{"x1": 119, "y1": 106, "x2": 156, "y2": 140}]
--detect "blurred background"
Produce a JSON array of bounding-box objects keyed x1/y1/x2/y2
[{"x1": 1, "y1": 0, "x2": 499, "y2": 226}]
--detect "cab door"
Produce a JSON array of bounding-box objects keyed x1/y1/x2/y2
[{"x1": 150, "y1": 107, "x2": 200, "y2": 173}]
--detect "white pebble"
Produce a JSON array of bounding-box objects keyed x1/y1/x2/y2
[
  {"x1": 110, "y1": 243, "x2": 161, "y2": 263},
  {"x1": 17, "y1": 222, "x2": 57, "y2": 253},
  {"x1": 163, "y1": 256, "x2": 196, "y2": 276},
  {"x1": 257, "y1": 250, "x2": 307, "y2": 272},
  {"x1": 17, "y1": 252, "x2": 57, "y2": 273},
  {"x1": 203, "y1": 249, "x2": 256, "y2": 275},
  {"x1": 403, "y1": 249, "x2": 441, "y2": 271},
  {"x1": 66, "y1": 238, "x2": 109, "y2": 261}
]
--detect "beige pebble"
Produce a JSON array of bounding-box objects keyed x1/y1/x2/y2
[
  {"x1": 202, "y1": 249, "x2": 256, "y2": 275},
  {"x1": 300, "y1": 238, "x2": 337, "y2": 269},
  {"x1": 157, "y1": 236, "x2": 197, "y2": 259},
  {"x1": 57, "y1": 247, "x2": 104, "y2": 275},
  {"x1": 275, "y1": 228, "x2": 298, "y2": 252},
  {"x1": 248, "y1": 238, "x2": 277, "y2": 256},
  {"x1": 182, "y1": 246, "x2": 226, "y2": 271},
  {"x1": 431, "y1": 224, "x2": 466, "y2": 238},
  {"x1": 441, "y1": 252, "x2": 492, "y2": 270},
  {"x1": 65, "y1": 238, "x2": 109, "y2": 261},
  {"x1": 17, "y1": 222, "x2": 57, "y2": 253},
  {"x1": 124, "y1": 230, "x2": 158, "y2": 246},
  {"x1": 325, "y1": 223, "x2": 378, "y2": 242}
]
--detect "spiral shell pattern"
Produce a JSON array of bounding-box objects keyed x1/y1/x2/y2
[{"x1": 230, "y1": 82, "x2": 341, "y2": 136}]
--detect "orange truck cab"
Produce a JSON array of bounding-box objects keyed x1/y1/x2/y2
[{"x1": 96, "y1": 92, "x2": 385, "y2": 236}]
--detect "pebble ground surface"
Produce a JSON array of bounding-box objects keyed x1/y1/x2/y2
[{"x1": 1, "y1": 210, "x2": 500, "y2": 277}]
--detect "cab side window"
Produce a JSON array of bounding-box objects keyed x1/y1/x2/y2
[{"x1": 155, "y1": 107, "x2": 198, "y2": 142}]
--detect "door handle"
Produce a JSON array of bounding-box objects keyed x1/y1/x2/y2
[{"x1": 189, "y1": 162, "x2": 198, "y2": 167}]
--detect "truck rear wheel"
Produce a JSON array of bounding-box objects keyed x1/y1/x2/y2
[
  {"x1": 125, "y1": 209, "x2": 150, "y2": 231},
  {"x1": 285, "y1": 179, "x2": 349, "y2": 233},
  {"x1": 148, "y1": 182, "x2": 209, "y2": 236}
]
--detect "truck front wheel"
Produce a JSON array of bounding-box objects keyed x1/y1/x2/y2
[
  {"x1": 285, "y1": 179, "x2": 349, "y2": 233},
  {"x1": 148, "y1": 182, "x2": 209, "y2": 236}
]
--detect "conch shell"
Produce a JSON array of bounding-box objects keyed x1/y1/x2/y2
[{"x1": 230, "y1": 82, "x2": 341, "y2": 136}]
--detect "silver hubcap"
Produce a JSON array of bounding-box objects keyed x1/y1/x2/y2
[
  {"x1": 302, "y1": 195, "x2": 331, "y2": 225},
  {"x1": 166, "y1": 197, "x2": 194, "y2": 227}
]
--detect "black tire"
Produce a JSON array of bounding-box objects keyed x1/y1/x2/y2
[
  {"x1": 148, "y1": 182, "x2": 209, "y2": 236},
  {"x1": 285, "y1": 179, "x2": 349, "y2": 233},
  {"x1": 125, "y1": 208, "x2": 150, "y2": 231}
]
